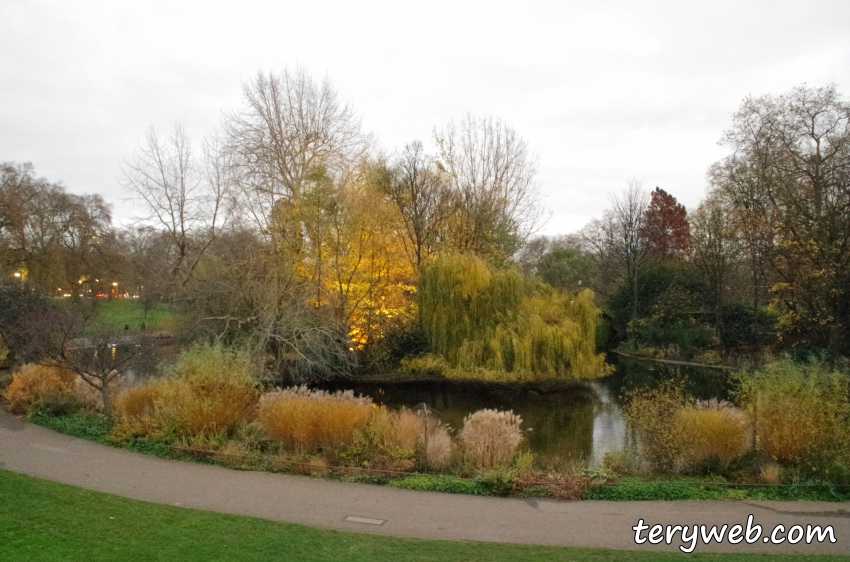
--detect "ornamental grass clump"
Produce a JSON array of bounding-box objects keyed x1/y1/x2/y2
[
  {"x1": 424, "y1": 423, "x2": 455, "y2": 469},
  {"x1": 677, "y1": 399, "x2": 751, "y2": 468},
  {"x1": 2, "y1": 363, "x2": 76, "y2": 415},
  {"x1": 257, "y1": 386, "x2": 373, "y2": 452},
  {"x1": 735, "y1": 359, "x2": 850, "y2": 465},
  {"x1": 371, "y1": 407, "x2": 424, "y2": 452},
  {"x1": 458, "y1": 409, "x2": 524, "y2": 470}
]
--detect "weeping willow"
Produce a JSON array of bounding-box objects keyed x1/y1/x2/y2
[{"x1": 419, "y1": 254, "x2": 611, "y2": 382}]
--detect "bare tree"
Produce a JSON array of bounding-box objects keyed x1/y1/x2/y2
[
  {"x1": 434, "y1": 114, "x2": 543, "y2": 262},
  {"x1": 581, "y1": 181, "x2": 650, "y2": 321},
  {"x1": 376, "y1": 142, "x2": 452, "y2": 271},
  {"x1": 11, "y1": 304, "x2": 134, "y2": 417},
  {"x1": 224, "y1": 67, "x2": 365, "y2": 237},
  {"x1": 121, "y1": 125, "x2": 231, "y2": 288},
  {"x1": 690, "y1": 193, "x2": 741, "y2": 330}
]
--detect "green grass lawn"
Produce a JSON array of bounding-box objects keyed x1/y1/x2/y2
[
  {"x1": 90, "y1": 298, "x2": 180, "y2": 333},
  {"x1": 1, "y1": 470, "x2": 845, "y2": 562},
  {"x1": 52, "y1": 297, "x2": 182, "y2": 333}
]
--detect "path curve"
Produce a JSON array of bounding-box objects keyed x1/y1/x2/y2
[{"x1": 1, "y1": 409, "x2": 848, "y2": 555}]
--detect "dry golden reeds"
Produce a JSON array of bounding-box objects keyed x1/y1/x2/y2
[
  {"x1": 2, "y1": 363, "x2": 76, "y2": 414},
  {"x1": 372, "y1": 408, "x2": 424, "y2": 452},
  {"x1": 677, "y1": 400, "x2": 750, "y2": 467},
  {"x1": 425, "y1": 424, "x2": 455, "y2": 469},
  {"x1": 458, "y1": 409, "x2": 524, "y2": 469},
  {"x1": 257, "y1": 386, "x2": 373, "y2": 452}
]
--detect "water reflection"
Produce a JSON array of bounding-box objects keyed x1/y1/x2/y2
[{"x1": 318, "y1": 378, "x2": 624, "y2": 465}]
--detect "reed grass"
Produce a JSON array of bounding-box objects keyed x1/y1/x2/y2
[
  {"x1": 112, "y1": 344, "x2": 259, "y2": 440},
  {"x1": 257, "y1": 386, "x2": 373, "y2": 452},
  {"x1": 372, "y1": 408, "x2": 424, "y2": 452},
  {"x1": 677, "y1": 400, "x2": 750, "y2": 468},
  {"x1": 425, "y1": 423, "x2": 455, "y2": 469},
  {"x1": 458, "y1": 409, "x2": 524, "y2": 470}
]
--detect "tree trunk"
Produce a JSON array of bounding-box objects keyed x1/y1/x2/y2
[{"x1": 101, "y1": 385, "x2": 112, "y2": 419}]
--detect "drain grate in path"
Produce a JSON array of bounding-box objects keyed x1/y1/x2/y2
[{"x1": 344, "y1": 515, "x2": 386, "y2": 526}]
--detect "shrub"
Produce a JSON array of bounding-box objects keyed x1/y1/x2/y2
[
  {"x1": 601, "y1": 448, "x2": 644, "y2": 475},
  {"x1": 399, "y1": 353, "x2": 450, "y2": 378},
  {"x1": 257, "y1": 386, "x2": 373, "y2": 452},
  {"x1": 2, "y1": 364, "x2": 76, "y2": 414},
  {"x1": 114, "y1": 379, "x2": 175, "y2": 424},
  {"x1": 677, "y1": 399, "x2": 750, "y2": 469},
  {"x1": 735, "y1": 359, "x2": 850, "y2": 465},
  {"x1": 458, "y1": 409, "x2": 524, "y2": 470},
  {"x1": 113, "y1": 344, "x2": 259, "y2": 440},
  {"x1": 622, "y1": 380, "x2": 689, "y2": 473}
]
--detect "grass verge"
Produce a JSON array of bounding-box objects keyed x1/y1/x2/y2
[{"x1": 1, "y1": 469, "x2": 844, "y2": 562}]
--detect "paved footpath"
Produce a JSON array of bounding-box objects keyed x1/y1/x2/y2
[{"x1": 1, "y1": 409, "x2": 848, "y2": 556}]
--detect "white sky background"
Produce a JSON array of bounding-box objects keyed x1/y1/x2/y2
[{"x1": 2, "y1": 1, "x2": 849, "y2": 236}]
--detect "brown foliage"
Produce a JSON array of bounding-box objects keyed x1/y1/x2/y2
[
  {"x1": 257, "y1": 386, "x2": 373, "y2": 452},
  {"x1": 2, "y1": 363, "x2": 75, "y2": 414},
  {"x1": 642, "y1": 187, "x2": 690, "y2": 258}
]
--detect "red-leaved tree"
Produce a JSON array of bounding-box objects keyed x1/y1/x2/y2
[{"x1": 642, "y1": 187, "x2": 690, "y2": 258}]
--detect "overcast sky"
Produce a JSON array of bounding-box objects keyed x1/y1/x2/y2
[{"x1": 2, "y1": 1, "x2": 849, "y2": 236}]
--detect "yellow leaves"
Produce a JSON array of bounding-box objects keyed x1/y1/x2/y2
[
  {"x1": 290, "y1": 174, "x2": 417, "y2": 348},
  {"x1": 420, "y1": 254, "x2": 610, "y2": 381}
]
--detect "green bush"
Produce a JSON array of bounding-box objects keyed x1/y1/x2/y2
[{"x1": 388, "y1": 475, "x2": 490, "y2": 495}]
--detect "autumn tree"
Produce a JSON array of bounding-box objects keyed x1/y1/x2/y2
[
  {"x1": 418, "y1": 253, "x2": 609, "y2": 381},
  {"x1": 581, "y1": 181, "x2": 651, "y2": 322},
  {"x1": 689, "y1": 194, "x2": 740, "y2": 331},
  {"x1": 642, "y1": 187, "x2": 690, "y2": 258},
  {"x1": 1, "y1": 162, "x2": 117, "y2": 294},
  {"x1": 375, "y1": 142, "x2": 452, "y2": 271},
  {"x1": 713, "y1": 84, "x2": 850, "y2": 353}
]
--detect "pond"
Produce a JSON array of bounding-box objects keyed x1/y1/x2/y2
[
  {"x1": 319, "y1": 358, "x2": 734, "y2": 466},
  {"x1": 122, "y1": 342, "x2": 733, "y2": 466}
]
